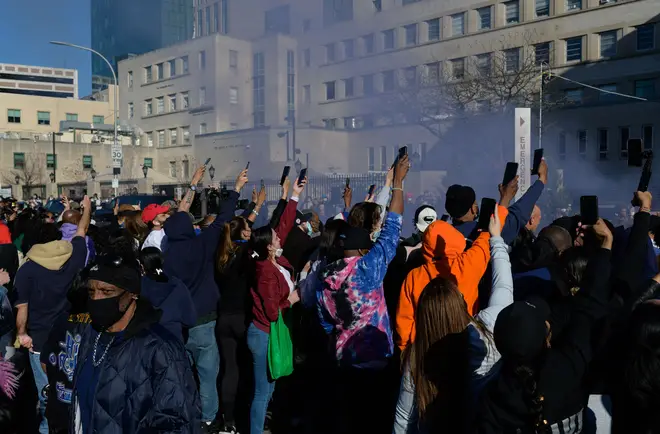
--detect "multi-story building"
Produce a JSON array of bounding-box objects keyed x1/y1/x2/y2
[
  {"x1": 0, "y1": 63, "x2": 78, "y2": 99},
  {"x1": 193, "y1": 0, "x2": 230, "y2": 37},
  {"x1": 91, "y1": 0, "x2": 194, "y2": 92}
]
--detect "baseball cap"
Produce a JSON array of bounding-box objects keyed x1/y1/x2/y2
[
  {"x1": 494, "y1": 297, "x2": 551, "y2": 363},
  {"x1": 141, "y1": 203, "x2": 170, "y2": 224},
  {"x1": 295, "y1": 210, "x2": 314, "y2": 225},
  {"x1": 415, "y1": 205, "x2": 437, "y2": 233}
]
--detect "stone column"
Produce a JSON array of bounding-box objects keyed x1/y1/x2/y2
[
  {"x1": 47, "y1": 182, "x2": 58, "y2": 198},
  {"x1": 137, "y1": 177, "x2": 153, "y2": 195},
  {"x1": 87, "y1": 180, "x2": 101, "y2": 198}
]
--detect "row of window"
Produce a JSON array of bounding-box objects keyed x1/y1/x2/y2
[
  {"x1": 12, "y1": 153, "x2": 86, "y2": 170},
  {"x1": 315, "y1": 0, "x2": 630, "y2": 65},
  {"x1": 556, "y1": 125, "x2": 654, "y2": 161},
  {"x1": 141, "y1": 127, "x2": 192, "y2": 148},
  {"x1": 365, "y1": 143, "x2": 428, "y2": 172},
  {"x1": 7, "y1": 109, "x2": 104, "y2": 125},
  {"x1": 564, "y1": 78, "x2": 657, "y2": 104},
  {"x1": 195, "y1": 0, "x2": 229, "y2": 37},
  {"x1": 139, "y1": 85, "x2": 239, "y2": 118}
]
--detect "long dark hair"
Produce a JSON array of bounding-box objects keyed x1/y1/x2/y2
[
  {"x1": 217, "y1": 216, "x2": 249, "y2": 271},
  {"x1": 249, "y1": 225, "x2": 273, "y2": 261},
  {"x1": 511, "y1": 363, "x2": 549, "y2": 434},
  {"x1": 140, "y1": 247, "x2": 168, "y2": 283},
  {"x1": 318, "y1": 219, "x2": 348, "y2": 263}
]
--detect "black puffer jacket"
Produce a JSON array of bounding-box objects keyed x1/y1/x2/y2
[{"x1": 70, "y1": 299, "x2": 200, "y2": 433}]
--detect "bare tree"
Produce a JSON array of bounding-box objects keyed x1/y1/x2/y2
[{"x1": 2, "y1": 154, "x2": 46, "y2": 187}]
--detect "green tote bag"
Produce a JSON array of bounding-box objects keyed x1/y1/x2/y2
[{"x1": 268, "y1": 309, "x2": 294, "y2": 380}]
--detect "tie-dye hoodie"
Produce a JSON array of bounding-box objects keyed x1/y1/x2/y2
[{"x1": 317, "y1": 212, "x2": 402, "y2": 367}]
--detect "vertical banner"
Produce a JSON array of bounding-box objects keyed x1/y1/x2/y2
[{"x1": 514, "y1": 108, "x2": 531, "y2": 201}]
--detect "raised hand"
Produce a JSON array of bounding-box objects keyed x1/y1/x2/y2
[
  {"x1": 292, "y1": 176, "x2": 307, "y2": 197},
  {"x1": 191, "y1": 165, "x2": 206, "y2": 186},
  {"x1": 235, "y1": 169, "x2": 249, "y2": 192},
  {"x1": 489, "y1": 205, "x2": 502, "y2": 238}
]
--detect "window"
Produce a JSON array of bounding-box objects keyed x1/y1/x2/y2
[
  {"x1": 383, "y1": 29, "x2": 395, "y2": 50},
  {"x1": 181, "y1": 126, "x2": 190, "y2": 145},
  {"x1": 558, "y1": 133, "x2": 567, "y2": 161},
  {"x1": 156, "y1": 63, "x2": 164, "y2": 80},
  {"x1": 7, "y1": 109, "x2": 20, "y2": 123},
  {"x1": 403, "y1": 66, "x2": 417, "y2": 87},
  {"x1": 322, "y1": 0, "x2": 353, "y2": 26},
  {"x1": 230, "y1": 87, "x2": 239, "y2": 104},
  {"x1": 200, "y1": 123, "x2": 207, "y2": 134},
  {"x1": 199, "y1": 87, "x2": 206, "y2": 106},
  {"x1": 145, "y1": 99, "x2": 153, "y2": 116},
  {"x1": 303, "y1": 85, "x2": 311, "y2": 103},
  {"x1": 476, "y1": 53, "x2": 491, "y2": 75},
  {"x1": 425, "y1": 61, "x2": 440, "y2": 82},
  {"x1": 143, "y1": 158, "x2": 153, "y2": 168},
  {"x1": 505, "y1": 1, "x2": 519, "y2": 24},
  {"x1": 535, "y1": 42, "x2": 551, "y2": 65},
  {"x1": 380, "y1": 146, "x2": 388, "y2": 171},
  {"x1": 199, "y1": 51, "x2": 206, "y2": 70},
  {"x1": 504, "y1": 48, "x2": 520, "y2": 72},
  {"x1": 157, "y1": 130, "x2": 165, "y2": 147},
  {"x1": 363, "y1": 34, "x2": 375, "y2": 54},
  {"x1": 383, "y1": 70, "x2": 395, "y2": 92},
  {"x1": 368, "y1": 147, "x2": 375, "y2": 171},
  {"x1": 303, "y1": 49, "x2": 311, "y2": 67},
  {"x1": 92, "y1": 115, "x2": 104, "y2": 124},
  {"x1": 145, "y1": 66, "x2": 152, "y2": 83},
  {"x1": 598, "y1": 84, "x2": 617, "y2": 102},
  {"x1": 181, "y1": 92, "x2": 189, "y2": 109},
  {"x1": 197, "y1": 8, "x2": 203, "y2": 35},
  {"x1": 427, "y1": 18, "x2": 440, "y2": 41},
  {"x1": 637, "y1": 24, "x2": 655, "y2": 51},
  {"x1": 405, "y1": 23, "x2": 418, "y2": 45},
  {"x1": 577, "y1": 130, "x2": 587, "y2": 159},
  {"x1": 170, "y1": 128, "x2": 178, "y2": 146},
  {"x1": 83, "y1": 155, "x2": 93, "y2": 169},
  {"x1": 128, "y1": 71, "x2": 133, "y2": 88},
  {"x1": 167, "y1": 94, "x2": 175, "y2": 111},
  {"x1": 47, "y1": 154, "x2": 57, "y2": 169},
  {"x1": 362, "y1": 74, "x2": 374, "y2": 95},
  {"x1": 168, "y1": 59, "x2": 176, "y2": 77},
  {"x1": 325, "y1": 43, "x2": 336, "y2": 63},
  {"x1": 566, "y1": 37, "x2": 582, "y2": 62},
  {"x1": 182, "y1": 56, "x2": 189, "y2": 74},
  {"x1": 565, "y1": 88, "x2": 583, "y2": 103},
  {"x1": 205, "y1": 5, "x2": 211, "y2": 34},
  {"x1": 643, "y1": 125, "x2": 654, "y2": 150},
  {"x1": 323, "y1": 118, "x2": 337, "y2": 129},
  {"x1": 600, "y1": 30, "x2": 617, "y2": 58},
  {"x1": 66, "y1": 113, "x2": 78, "y2": 121},
  {"x1": 635, "y1": 79, "x2": 655, "y2": 99},
  {"x1": 451, "y1": 58, "x2": 464, "y2": 79},
  {"x1": 344, "y1": 117, "x2": 356, "y2": 129},
  {"x1": 220, "y1": 0, "x2": 229, "y2": 34},
  {"x1": 13, "y1": 153, "x2": 24, "y2": 169},
  {"x1": 146, "y1": 132, "x2": 153, "y2": 147},
  {"x1": 535, "y1": 0, "x2": 549, "y2": 17},
  {"x1": 343, "y1": 39, "x2": 354, "y2": 58},
  {"x1": 169, "y1": 161, "x2": 176, "y2": 178},
  {"x1": 598, "y1": 128, "x2": 608, "y2": 160},
  {"x1": 156, "y1": 97, "x2": 164, "y2": 114},
  {"x1": 37, "y1": 111, "x2": 50, "y2": 125},
  {"x1": 229, "y1": 50, "x2": 238, "y2": 68},
  {"x1": 128, "y1": 102, "x2": 134, "y2": 119},
  {"x1": 451, "y1": 13, "x2": 464, "y2": 36},
  {"x1": 303, "y1": 19, "x2": 311, "y2": 32},
  {"x1": 343, "y1": 78, "x2": 354, "y2": 97},
  {"x1": 325, "y1": 81, "x2": 336, "y2": 100},
  {"x1": 566, "y1": 0, "x2": 581, "y2": 10},
  {"x1": 402, "y1": 0, "x2": 421, "y2": 4},
  {"x1": 477, "y1": 7, "x2": 492, "y2": 30},
  {"x1": 620, "y1": 126, "x2": 630, "y2": 159}
]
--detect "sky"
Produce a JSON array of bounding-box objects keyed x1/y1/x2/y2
[{"x1": 1, "y1": 0, "x2": 92, "y2": 95}]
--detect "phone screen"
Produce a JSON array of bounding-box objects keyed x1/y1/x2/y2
[
  {"x1": 298, "y1": 168, "x2": 307, "y2": 185},
  {"x1": 245, "y1": 161, "x2": 250, "y2": 170},
  {"x1": 628, "y1": 139, "x2": 643, "y2": 167},
  {"x1": 580, "y1": 196, "x2": 599, "y2": 225},
  {"x1": 398, "y1": 146, "x2": 408, "y2": 160},
  {"x1": 346, "y1": 178, "x2": 350, "y2": 187},
  {"x1": 204, "y1": 157, "x2": 211, "y2": 166},
  {"x1": 478, "y1": 198, "x2": 497, "y2": 231},
  {"x1": 532, "y1": 149, "x2": 544, "y2": 175},
  {"x1": 368, "y1": 184, "x2": 376, "y2": 196},
  {"x1": 502, "y1": 162, "x2": 519, "y2": 186},
  {"x1": 280, "y1": 166, "x2": 291, "y2": 186}
]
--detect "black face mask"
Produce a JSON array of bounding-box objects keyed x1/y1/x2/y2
[{"x1": 88, "y1": 294, "x2": 129, "y2": 331}]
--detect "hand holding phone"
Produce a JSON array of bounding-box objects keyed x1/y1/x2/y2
[
  {"x1": 531, "y1": 149, "x2": 544, "y2": 175},
  {"x1": 502, "y1": 162, "x2": 519, "y2": 186},
  {"x1": 245, "y1": 161, "x2": 250, "y2": 170},
  {"x1": 204, "y1": 158, "x2": 211, "y2": 166},
  {"x1": 580, "y1": 196, "x2": 599, "y2": 225},
  {"x1": 346, "y1": 178, "x2": 350, "y2": 187},
  {"x1": 280, "y1": 166, "x2": 291, "y2": 186},
  {"x1": 367, "y1": 184, "x2": 376, "y2": 197},
  {"x1": 298, "y1": 168, "x2": 307, "y2": 186}
]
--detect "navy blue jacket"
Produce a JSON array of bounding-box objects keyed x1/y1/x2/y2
[
  {"x1": 163, "y1": 191, "x2": 238, "y2": 320},
  {"x1": 140, "y1": 275, "x2": 196, "y2": 342},
  {"x1": 454, "y1": 180, "x2": 545, "y2": 246},
  {"x1": 70, "y1": 299, "x2": 200, "y2": 433}
]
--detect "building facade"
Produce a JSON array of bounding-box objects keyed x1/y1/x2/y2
[
  {"x1": 0, "y1": 63, "x2": 78, "y2": 99},
  {"x1": 91, "y1": 0, "x2": 194, "y2": 92}
]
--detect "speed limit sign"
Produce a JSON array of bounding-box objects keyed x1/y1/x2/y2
[{"x1": 111, "y1": 142, "x2": 122, "y2": 169}]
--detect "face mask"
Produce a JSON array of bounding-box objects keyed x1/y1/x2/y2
[
  {"x1": 275, "y1": 248, "x2": 284, "y2": 258},
  {"x1": 371, "y1": 230, "x2": 381, "y2": 242},
  {"x1": 194, "y1": 228, "x2": 202, "y2": 236},
  {"x1": 305, "y1": 222, "x2": 314, "y2": 236},
  {"x1": 88, "y1": 294, "x2": 129, "y2": 331}
]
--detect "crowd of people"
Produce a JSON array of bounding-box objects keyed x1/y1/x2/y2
[{"x1": 0, "y1": 153, "x2": 659, "y2": 434}]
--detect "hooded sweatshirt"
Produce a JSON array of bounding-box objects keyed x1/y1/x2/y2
[
  {"x1": 60, "y1": 222, "x2": 96, "y2": 265},
  {"x1": 163, "y1": 191, "x2": 238, "y2": 322},
  {"x1": 140, "y1": 275, "x2": 196, "y2": 342},
  {"x1": 14, "y1": 237, "x2": 87, "y2": 352},
  {"x1": 396, "y1": 206, "x2": 508, "y2": 351}
]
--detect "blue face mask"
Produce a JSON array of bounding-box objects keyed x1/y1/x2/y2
[
  {"x1": 194, "y1": 228, "x2": 202, "y2": 236},
  {"x1": 305, "y1": 222, "x2": 314, "y2": 236}
]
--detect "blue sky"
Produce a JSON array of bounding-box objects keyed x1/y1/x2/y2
[{"x1": 1, "y1": 0, "x2": 92, "y2": 95}]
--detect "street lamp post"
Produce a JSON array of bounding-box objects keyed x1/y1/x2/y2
[
  {"x1": 50, "y1": 40, "x2": 119, "y2": 195},
  {"x1": 51, "y1": 132, "x2": 63, "y2": 184}
]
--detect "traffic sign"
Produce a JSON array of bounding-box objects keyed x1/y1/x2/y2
[{"x1": 112, "y1": 141, "x2": 122, "y2": 169}]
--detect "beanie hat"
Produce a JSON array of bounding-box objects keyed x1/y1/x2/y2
[
  {"x1": 88, "y1": 255, "x2": 141, "y2": 294},
  {"x1": 494, "y1": 297, "x2": 551, "y2": 363},
  {"x1": 445, "y1": 185, "x2": 476, "y2": 219}
]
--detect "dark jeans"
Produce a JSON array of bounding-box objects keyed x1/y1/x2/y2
[{"x1": 217, "y1": 312, "x2": 251, "y2": 428}]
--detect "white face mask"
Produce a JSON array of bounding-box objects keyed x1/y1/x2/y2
[{"x1": 275, "y1": 248, "x2": 284, "y2": 258}]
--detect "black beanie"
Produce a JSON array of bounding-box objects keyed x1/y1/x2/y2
[
  {"x1": 88, "y1": 257, "x2": 141, "y2": 295},
  {"x1": 494, "y1": 297, "x2": 550, "y2": 363},
  {"x1": 445, "y1": 185, "x2": 476, "y2": 219}
]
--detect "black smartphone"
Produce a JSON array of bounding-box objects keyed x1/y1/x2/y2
[
  {"x1": 580, "y1": 196, "x2": 599, "y2": 225},
  {"x1": 245, "y1": 161, "x2": 250, "y2": 170},
  {"x1": 628, "y1": 139, "x2": 643, "y2": 167},
  {"x1": 368, "y1": 184, "x2": 376, "y2": 196},
  {"x1": 280, "y1": 166, "x2": 291, "y2": 186},
  {"x1": 204, "y1": 157, "x2": 211, "y2": 166},
  {"x1": 638, "y1": 163, "x2": 652, "y2": 192},
  {"x1": 398, "y1": 146, "x2": 408, "y2": 160},
  {"x1": 298, "y1": 168, "x2": 307, "y2": 185},
  {"x1": 531, "y1": 149, "x2": 544, "y2": 175},
  {"x1": 502, "y1": 162, "x2": 519, "y2": 186},
  {"x1": 478, "y1": 198, "x2": 497, "y2": 231},
  {"x1": 346, "y1": 178, "x2": 350, "y2": 187}
]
